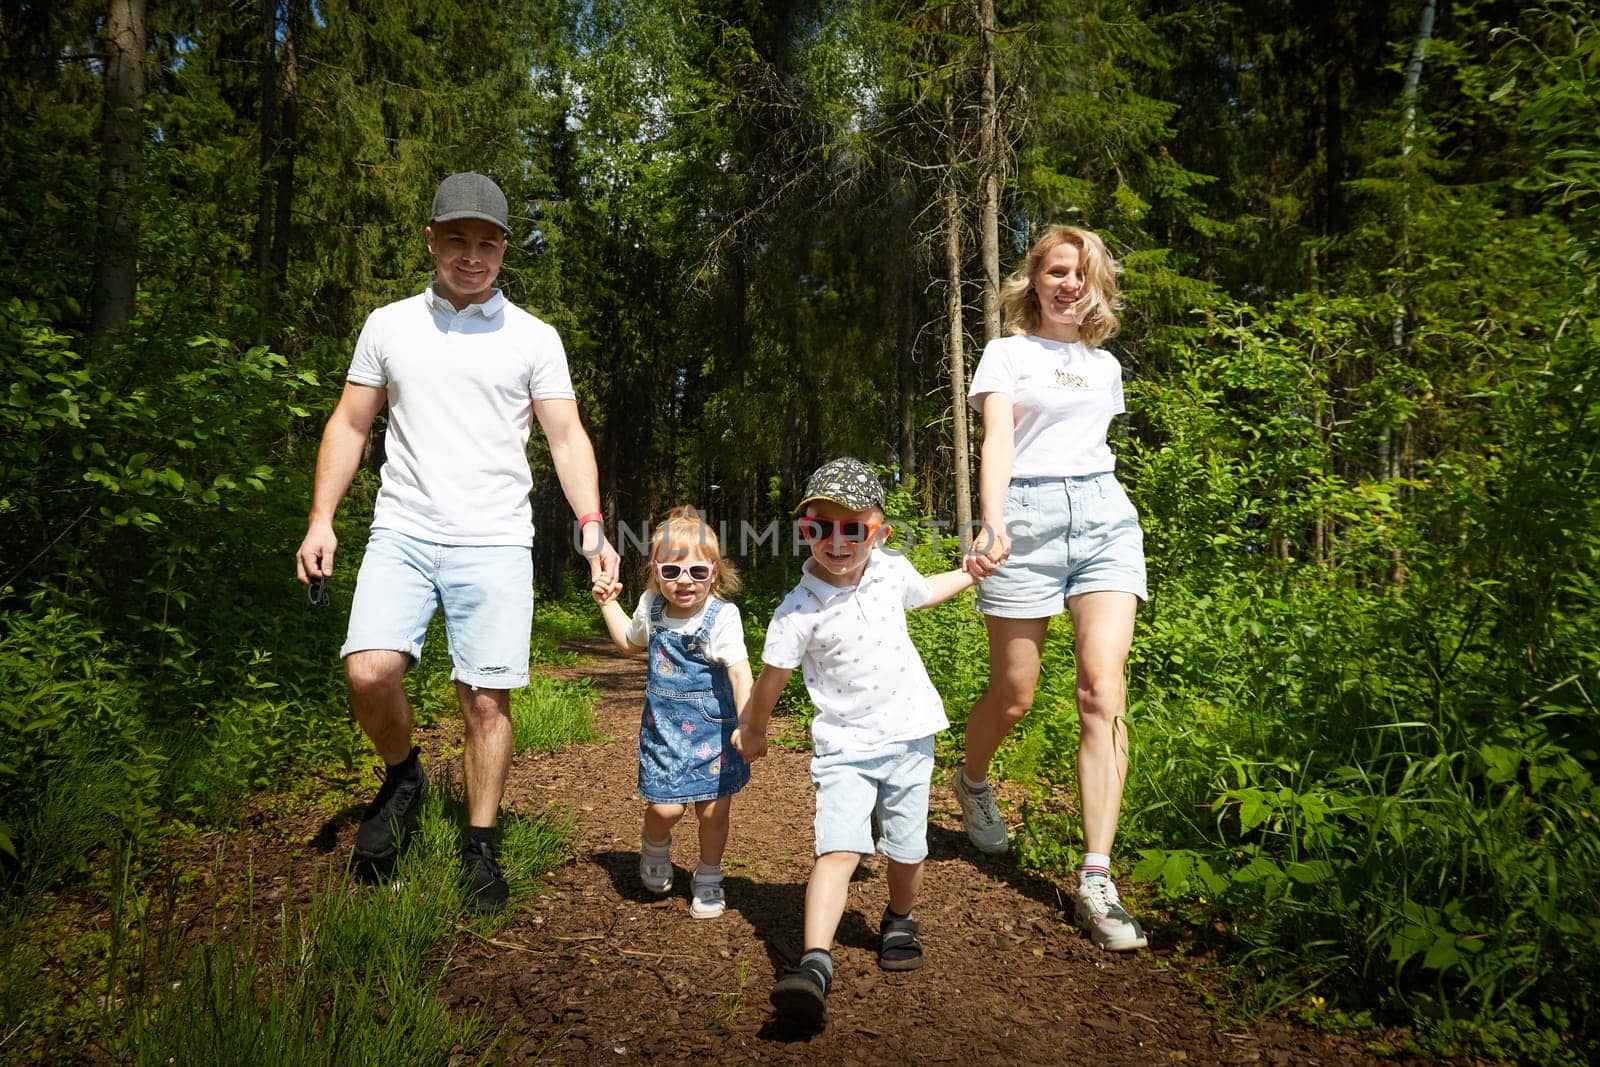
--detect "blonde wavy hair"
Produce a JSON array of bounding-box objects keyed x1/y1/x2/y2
[
  {"x1": 999, "y1": 225, "x2": 1122, "y2": 348},
  {"x1": 648, "y1": 505, "x2": 741, "y2": 599}
]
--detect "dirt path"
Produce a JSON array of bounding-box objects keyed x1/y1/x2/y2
[{"x1": 431, "y1": 639, "x2": 1402, "y2": 1065}]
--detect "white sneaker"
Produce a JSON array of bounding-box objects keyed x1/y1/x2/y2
[
  {"x1": 1073, "y1": 877, "x2": 1147, "y2": 951},
  {"x1": 639, "y1": 833, "x2": 672, "y2": 894},
  {"x1": 690, "y1": 869, "x2": 726, "y2": 919},
  {"x1": 951, "y1": 761, "x2": 1009, "y2": 854}
]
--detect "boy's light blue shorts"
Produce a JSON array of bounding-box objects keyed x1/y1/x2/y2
[
  {"x1": 810, "y1": 735, "x2": 935, "y2": 864},
  {"x1": 340, "y1": 528, "x2": 533, "y2": 689},
  {"x1": 976, "y1": 472, "x2": 1148, "y2": 618}
]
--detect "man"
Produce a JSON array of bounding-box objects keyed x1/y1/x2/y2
[{"x1": 295, "y1": 171, "x2": 618, "y2": 913}]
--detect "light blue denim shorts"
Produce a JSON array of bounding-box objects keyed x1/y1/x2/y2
[
  {"x1": 340, "y1": 528, "x2": 533, "y2": 689},
  {"x1": 976, "y1": 472, "x2": 1148, "y2": 619},
  {"x1": 810, "y1": 734, "x2": 935, "y2": 863}
]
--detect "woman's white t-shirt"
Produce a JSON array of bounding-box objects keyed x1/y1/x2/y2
[
  {"x1": 625, "y1": 591, "x2": 749, "y2": 666},
  {"x1": 967, "y1": 334, "x2": 1126, "y2": 478}
]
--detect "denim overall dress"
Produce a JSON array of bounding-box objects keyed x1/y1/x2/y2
[{"x1": 637, "y1": 596, "x2": 751, "y2": 805}]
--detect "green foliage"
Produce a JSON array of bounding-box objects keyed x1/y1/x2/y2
[
  {"x1": 1123, "y1": 576, "x2": 1600, "y2": 1061},
  {"x1": 530, "y1": 597, "x2": 601, "y2": 666},
  {"x1": 511, "y1": 675, "x2": 604, "y2": 754},
  {"x1": 1091, "y1": 212, "x2": 1600, "y2": 1056},
  {"x1": 0, "y1": 595, "x2": 141, "y2": 875},
  {"x1": 0, "y1": 912, "x2": 48, "y2": 1046},
  {"x1": 3, "y1": 0, "x2": 1598, "y2": 1058},
  {"x1": 0, "y1": 586, "x2": 365, "y2": 895},
  {"x1": 1, "y1": 301, "x2": 312, "y2": 575},
  {"x1": 893, "y1": 493, "x2": 991, "y2": 741}
]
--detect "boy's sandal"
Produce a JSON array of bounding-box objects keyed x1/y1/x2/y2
[
  {"x1": 769, "y1": 960, "x2": 830, "y2": 1027},
  {"x1": 878, "y1": 914, "x2": 925, "y2": 971}
]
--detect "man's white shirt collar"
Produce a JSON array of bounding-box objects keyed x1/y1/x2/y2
[{"x1": 424, "y1": 284, "x2": 505, "y2": 319}]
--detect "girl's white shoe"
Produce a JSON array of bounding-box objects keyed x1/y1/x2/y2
[
  {"x1": 640, "y1": 833, "x2": 673, "y2": 894},
  {"x1": 690, "y1": 865, "x2": 726, "y2": 918}
]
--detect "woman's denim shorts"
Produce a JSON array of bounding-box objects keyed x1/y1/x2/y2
[{"x1": 975, "y1": 472, "x2": 1148, "y2": 619}]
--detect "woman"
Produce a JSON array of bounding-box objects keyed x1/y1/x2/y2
[{"x1": 957, "y1": 225, "x2": 1149, "y2": 951}]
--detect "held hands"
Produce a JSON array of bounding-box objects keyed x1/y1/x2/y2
[
  {"x1": 963, "y1": 523, "x2": 1011, "y2": 580},
  {"x1": 591, "y1": 541, "x2": 621, "y2": 586},
  {"x1": 731, "y1": 720, "x2": 767, "y2": 762},
  {"x1": 579, "y1": 520, "x2": 621, "y2": 587},
  {"x1": 591, "y1": 574, "x2": 623, "y2": 606}
]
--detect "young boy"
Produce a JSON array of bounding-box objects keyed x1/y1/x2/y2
[{"x1": 733, "y1": 458, "x2": 979, "y2": 1027}]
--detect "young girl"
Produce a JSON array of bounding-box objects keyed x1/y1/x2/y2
[{"x1": 593, "y1": 506, "x2": 752, "y2": 918}]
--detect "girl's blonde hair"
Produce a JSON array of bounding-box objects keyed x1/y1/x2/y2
[
  {"x1": 649, "y1": 505, "x2": 741, "y2": 598},
  {"x1": 999, "y1": 225, "x2": 1123, "y2": 347}
]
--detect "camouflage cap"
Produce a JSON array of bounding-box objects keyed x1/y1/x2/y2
[{"x1": 795, "y1": 457, "x2": 885, "y2": 514}]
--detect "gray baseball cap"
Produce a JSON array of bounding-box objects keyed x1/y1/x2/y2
[
  {"x1": 795, "y1": 457, "x2": 886, "y2": 514},
  {"x1": 431, "y1": 172, "x2": 509, "y2": 234}
]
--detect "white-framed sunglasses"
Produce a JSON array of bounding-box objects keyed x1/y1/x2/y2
[{"x1": 654, "y1": 561, "x2": 716, "y2": 582}]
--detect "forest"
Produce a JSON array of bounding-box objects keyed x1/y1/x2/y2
[{"x1": 1, "y1": 0, "x2": 1596, "y2": 1061}]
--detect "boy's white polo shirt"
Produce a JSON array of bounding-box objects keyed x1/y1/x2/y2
[
  {"x1": 762, "y1": 550, "x2": 949, "y2": 756},
  {"x1": 346, "y1": 285, "x2": 576, "y2": 547}
]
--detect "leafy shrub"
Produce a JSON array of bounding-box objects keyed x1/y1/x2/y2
[{"x1": 1074, "y1": 281, "x2": 1600, "y2": 1059}]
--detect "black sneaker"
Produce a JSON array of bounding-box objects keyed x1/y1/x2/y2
[
  {"x1": 350, "y1": 747, "x2": 427, "y2": 878},
  {"x1": 462, "y1": 838, "x2": 509, "y2": 915}
]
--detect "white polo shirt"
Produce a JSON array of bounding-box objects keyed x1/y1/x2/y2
[
  {"x1": 346, "y1": 285, "x2": 577, "y2": 546},
  {"x1": 762, "y1": 551, "x2": 949, "y2": 755},
  {"x1": 967, "y1": 333, "x2": 1125, "y2": 478}
]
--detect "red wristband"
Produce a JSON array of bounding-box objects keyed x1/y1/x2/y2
[{"x1": 577, "y1": 511, "x2": 604, "y2": 529}]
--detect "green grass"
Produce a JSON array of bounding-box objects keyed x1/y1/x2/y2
[
  {"x1": 0, "y1": 764, "x2": 576, "y2": 1063},
  {"x1": 114, "y1": 776, "x2": 573, "y2": 1064},
  {"x1": 510, "y1": 674, "x2": 603, "y2": 754},
  {"x1": 530, "y1": 597, "x2": 604, "y2": 666}
]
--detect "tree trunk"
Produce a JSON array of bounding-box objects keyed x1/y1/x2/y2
[
  {"x1": 978, "y1": 0, "x2": 1001, "y2": 344},
  {"x1": 270, "y1": 0, "x2": 300, "y2": 332},
  {"x1": 897, "y1": 250, "x2": 918, "y2": 492},
  {"x1": 90, "y1": 0, "x2": 146, "y2": 338},
  {"x1": 944, "y1": 106, "x2": 972, "y2": 550},
  {"x1": 1383, "y1": 0, "x2": 1435, "y2": 586},
  {"x1": 254, "y1": 0, "x2": 277, "y2": 347},
  {"x1": 729, "y1": 249, "x2": 751, "y2": 527}
]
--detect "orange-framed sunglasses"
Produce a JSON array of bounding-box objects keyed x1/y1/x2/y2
[{"x1": 798, "y1": 517, "x2": 887, "y2": 544}]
